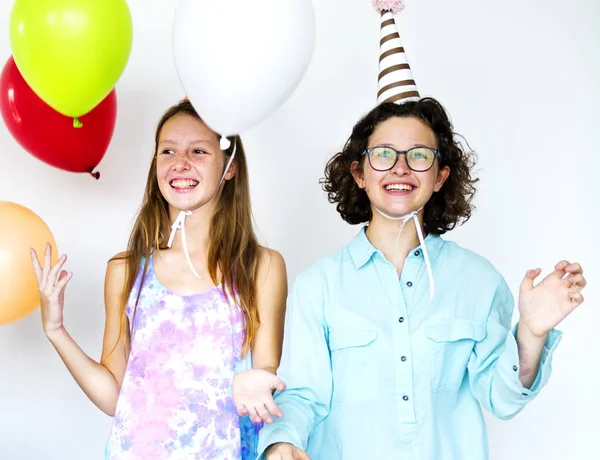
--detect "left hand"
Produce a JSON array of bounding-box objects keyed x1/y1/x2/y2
[
  {"x1": 518, "y1": 260, "x2": 587, "y2": 338},
  {"x1": 232, "y1": 369, "x2": 287, "y2": 424}
]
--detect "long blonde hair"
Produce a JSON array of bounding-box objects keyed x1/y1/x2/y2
[{"x1": 112, "y1": 99, "x2": 260, "y2": 357}]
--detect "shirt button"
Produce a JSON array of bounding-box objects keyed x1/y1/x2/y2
[
  {"x1": 513, "y1": 365, "x2": 518, "y2": 372},
  {"x1": 414, "y1": 250, "x2": 421, "y2": 256},
  {"x1": 398, "y1": 317, "x2": 405, "y2": 323},
  {"x1": 401, "y1": 356, "x2": 407, "y2": 362},
  {"x1": 406, "y1": 281, "x2": 413, "y2": 287},
  {"x1": 403, "y1": 395, "x2": 409, "y2": 401}
]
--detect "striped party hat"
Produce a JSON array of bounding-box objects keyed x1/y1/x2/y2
[{"x1": 374, "y1": 0, "x2": 420, "y2": 104}]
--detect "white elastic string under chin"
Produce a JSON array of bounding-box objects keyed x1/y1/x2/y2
[
  {"x1": 166, "y1": 139, "x2": 237, "y2": 279},
  {"x1": 374, "y1": 205, "x2": 435, "y2": 300}
]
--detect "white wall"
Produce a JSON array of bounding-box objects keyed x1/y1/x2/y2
[{"x1": 0, "y1": 0, "x2": 598, "y2": 458}]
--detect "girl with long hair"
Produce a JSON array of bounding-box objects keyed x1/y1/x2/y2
[{"x1": 31, "y1": 99, "x2": 288, "y2": 459}]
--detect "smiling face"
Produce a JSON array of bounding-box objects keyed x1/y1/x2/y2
[
  {"x1": 351, "y1": 116, "x2": 450, "y2": 218},
  {"x1": 155, "y1": 113, "x2": 235, "y2": 214}
]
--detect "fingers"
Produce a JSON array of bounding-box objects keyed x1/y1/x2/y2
[
  {"x1": 554, "y1": 260, "x2": 570, "y2": 272},
  {"x1": 567, "y1": 273, "x2": 587, "y2": 289},
  {"x1": 244, "y1": 404, "x2": 262, "y2": 424},
  {"x1": 526, "y1": 268, "x2": 541, "y2": 279},
  {"x1": 272, "y1": 377, "x2": 287, "y2": 392},
  {"x1": 34, "y1": 243, "x2": 67, "y2": 290},
  {"x1": 255, "y1": 403, "x2": 273, "y2": 424},
  {"x1": 30, "y1": 248, "x2": 43, "y2": 283},
  {"x1": 41, "y1": 243, "x2": 52, "y2": 286},
  {"x1": 55, "y1": 270, "x2": 73, "y2": 294},
  {"x1": 235, "y1": 403, "x2": 248, "y2": 417},
  {"x1": 47, "y1": 254, "x2": 68, "y2": 289},
  {"x1": 265, "y1": 398, "x2": 283, "y2": 419},
  {"x1": 564, "y1": 262, "x2": 583, "y2": 275},
  {"x1": 241, "y1": 399, "x2": 283, "y2": 424},
  {"x1": 30, "y1": 243, "x2": 70, "y2": 292},
  {"x1": 520, "y1": 268, "x2": 541, "y2": 291},
  {"x1": 569, "y1": 292, "x2": 584, "y2": 306}
]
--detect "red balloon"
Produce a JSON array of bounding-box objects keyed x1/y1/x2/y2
[{"x1": 0, "y1": 56, "x2": 117, "y2": 179}]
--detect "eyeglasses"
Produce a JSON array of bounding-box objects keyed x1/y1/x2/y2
[{"x1": 362, "y1": 146, "x2": 441, "y2": 172}]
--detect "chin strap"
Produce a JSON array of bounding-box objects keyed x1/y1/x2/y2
[
  {"x1": 374, "y1": 205, "x2": 434, "y2": 300},
  {"x1": 166, "y1": 137, "x2": 237, "y2": 279}
]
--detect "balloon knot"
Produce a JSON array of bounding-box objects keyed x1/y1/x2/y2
[
  {"x1": 89, "y1": 171, "x2": 100, "y2": 180},
  {"x1": 73, "y1": 117, "x2": 83, "y2": 128}
]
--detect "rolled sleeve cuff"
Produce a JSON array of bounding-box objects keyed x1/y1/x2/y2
[
  {"x1": 256, "y1": 424, "x2": 303, "y2": 460},
  {"x1": 497, "y1": 324, "x2": 563, "y2": 400}
]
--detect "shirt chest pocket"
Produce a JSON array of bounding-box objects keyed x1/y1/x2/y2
[
  {"x1": 328, "y1": 322, "x2": 379, "y2": 402},
  {"x1": 425, "y1": 320, "x2": 486, "y2": 391}
]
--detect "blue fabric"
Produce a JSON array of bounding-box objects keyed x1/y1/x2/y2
[{"x1": 256, "y1": 227, "x2": 561, "y2": 460}]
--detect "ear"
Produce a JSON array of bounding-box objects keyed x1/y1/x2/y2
[
  {"x1": 434, "y1": 165, "x2": 450, "y2": 192},
  {"x1": 350, "y1": 160, "x2": 366, "y2": 189},
  {"x1": 224, "y1": 157, "x2": 236, "y2": 181}
]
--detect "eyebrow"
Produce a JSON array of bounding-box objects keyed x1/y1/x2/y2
[
  {"x1": 158, "y1": 139, "x2": 215, "y2": 148},
  {"x1": 375, "y1": 143, "x2": 436, "y2": 149}
]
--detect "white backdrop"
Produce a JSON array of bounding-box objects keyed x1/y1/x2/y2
[{"x1": 0, "y1": 0, "x2": 598, "y2": 458}]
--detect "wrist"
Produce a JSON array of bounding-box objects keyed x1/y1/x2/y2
[
  {"x1": 517, "y1": 320, "x2": 548, "y2": 342},
  {"x1": 45, "y1": 325, "x2": 66, "y2": 342}
]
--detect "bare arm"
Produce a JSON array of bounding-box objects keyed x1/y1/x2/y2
[
  {"x1": 34, "y1": 245, "x2": 130, "y2": 416},
  {"x1": 231, "y1": 247, "x2": 288, "y2": 424},
  {"x1": 252, "y1": 248, "x2": 288, "y2": 374}
]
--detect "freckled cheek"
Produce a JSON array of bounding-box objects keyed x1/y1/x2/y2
[{"x1": 155, "y1": 161, "x2": 172, "y2": 181}]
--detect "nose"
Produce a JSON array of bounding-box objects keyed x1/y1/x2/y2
[
  {"x1": 390, "y1": 153, "x2": 410, "y2": 176},
  {"x1": 172, "y1": 151, "x2": 191, "y2": 171}
]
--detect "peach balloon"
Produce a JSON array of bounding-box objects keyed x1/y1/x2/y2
[{"x1": 0, "y1": 201, "x2": 58, "y2": 325}]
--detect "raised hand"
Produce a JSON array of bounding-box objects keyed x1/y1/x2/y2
[
  {"x1": 30, "y1": 243, "x2": 73, "y2": 336},
  {"x1": 232, "y1": 368, "x2": 286, "y2": 424},
  {"x1": 266, "y1": 443, "x2": 311, "y2": 460},
  {"x1": 518, "y1": 260, "x2": 586, "y2": 338}
]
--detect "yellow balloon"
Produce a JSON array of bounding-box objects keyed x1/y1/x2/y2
[
  {"x1": 9, "y1": 0, "x2": 133, "y2": 120},
  {"x1": 0, "y1": 201, "x2": 58, "y2": 326}
]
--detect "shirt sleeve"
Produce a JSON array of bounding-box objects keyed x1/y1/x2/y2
[
  {"x1": 467, "y1": 274, "x2": 563, "y2": 420},
  {"x1": 255, "y1": 268, "x2": 333, "y2": 459}
]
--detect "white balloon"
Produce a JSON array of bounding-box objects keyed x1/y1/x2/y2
[{"x1": 172, "y1": 0, "x2": 316, "y2": 136}]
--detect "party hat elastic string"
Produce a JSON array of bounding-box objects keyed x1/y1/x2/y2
[
  {"x1": 166, "y1": 137, "x2": 237, "y2": 279},
  {"x1": 374, "y1": 205, "x2": 434, "y2": 300}
]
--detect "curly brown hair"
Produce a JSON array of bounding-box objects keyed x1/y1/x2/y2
[{"x1": 320, "y1": 98, "x2": 479, "y2": 235}]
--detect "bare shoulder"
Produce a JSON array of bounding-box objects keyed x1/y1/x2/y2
[
  {"x1": 255, "y1": 247, "x2": 288, "y2": 310},
  {"x1": 256, "y1": 247, "x2": 287, "y2": 282},
  {"x1": 104, "y1": 251, "x2": 128, "y2": 299}
]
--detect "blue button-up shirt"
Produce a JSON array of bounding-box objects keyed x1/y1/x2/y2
[{"x1": 257, "y1": 227, "x2": 561, "y2": 460}]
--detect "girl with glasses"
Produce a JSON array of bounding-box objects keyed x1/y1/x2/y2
[{"x1": 257, "y1": 97, "x2": 586, "y2": 460}]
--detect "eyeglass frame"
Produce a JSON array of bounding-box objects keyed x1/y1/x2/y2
[{"x1": 361, "y1": 145, "x2": 442, "y2": 172}]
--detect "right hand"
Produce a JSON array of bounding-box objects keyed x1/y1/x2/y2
[
  {"x1": 266, "y1": 443, "x2": 311, "y2": 460},
  {"x1": 30, "y1": 243, "x2": 73, "y2": 336},
  {"x1": 233, "y1": 369, "x2": 287, "y2": 424}
]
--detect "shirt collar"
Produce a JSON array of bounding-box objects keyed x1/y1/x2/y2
[{"x1": 348, "y1": 225, "x2": 445, "y2": 269}]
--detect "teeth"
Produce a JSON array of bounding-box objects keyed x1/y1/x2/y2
[
  {"x1": 385, "y1": 183, "x2": 413, "y2": 191},
  {"x1": 171, "y1": 179, "x2": 198, "y2": 189}
]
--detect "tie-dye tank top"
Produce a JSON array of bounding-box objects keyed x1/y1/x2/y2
[{"x1": 105, "y1": 255, "x2": 261, "y2": 459}]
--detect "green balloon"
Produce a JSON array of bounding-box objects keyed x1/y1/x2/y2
[{"x1": 9, "y1": 0, "x2": 133, "y2": 119}]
